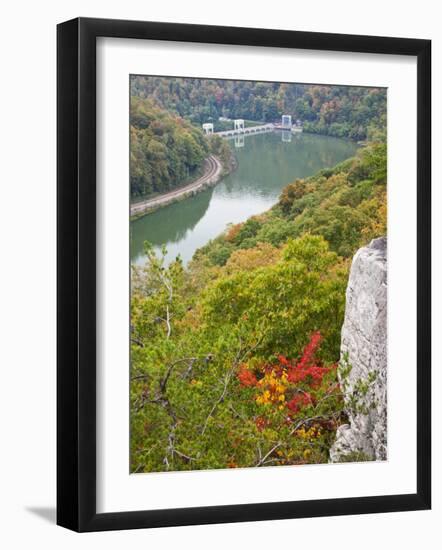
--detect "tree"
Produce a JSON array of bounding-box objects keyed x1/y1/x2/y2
[{"x1": 130, "y1": 96, "x2": 209, "y2": 199}]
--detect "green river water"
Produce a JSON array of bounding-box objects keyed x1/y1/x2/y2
[{"x1": 130, "y1": 132, "x2": 357, "y2": 266}]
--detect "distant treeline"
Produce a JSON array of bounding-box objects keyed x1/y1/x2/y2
[{"x1": 131, "y1": 76, "x2": 386, "y2": 140}]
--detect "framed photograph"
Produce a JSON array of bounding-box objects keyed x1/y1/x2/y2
[{"x1": 57, "y1": 17, "x2": 431, "y2": 531}]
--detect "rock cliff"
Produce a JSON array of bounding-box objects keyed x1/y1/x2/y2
[{"x1": 330, "y1": 237, "x2": 387, "y2": 462}]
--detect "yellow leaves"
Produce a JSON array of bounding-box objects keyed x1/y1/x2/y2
[
  {"x1": 360, "y1": 188, "x2": 387, "y2": 243},
  {"x1": 295, "y1": 425, "x2": 322, "y2": 441},
  {"x1": 256, "y1": 389, "x2": 271, "y2": 405},
  {"x1": 224, "y1": 242, "x2": 281, "y2": 274},
  {"x1": 255, "y1": 369, "x2": 288, "y2": 406},
  {"x1": 279, "y1": 179, "x2": 307, "y2": 213}
]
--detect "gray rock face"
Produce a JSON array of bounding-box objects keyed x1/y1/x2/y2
[{"x1": 330, "y1": 237, "x2": 387, "y2": 462}]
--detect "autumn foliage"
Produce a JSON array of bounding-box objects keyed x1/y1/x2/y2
[
  {"x1": 238, "y1": 332, "x2": 336, "y2": 413},
  {"x1": 130, "y1": 135, "x2": 386, "y2": 472},
  {"x1": 232, "y1": 332, "x2": 342, "y2": 465}
]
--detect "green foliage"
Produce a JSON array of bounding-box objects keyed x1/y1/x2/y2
[
  {"x1": 208, "y1": 134, "x2": 233, "y2": 170},
  {"x1": 202, "y1": 235, "x2": 346, "y2": 361},
  {"x1": 131, "y1": 236, "x2": 352, "y2": 472},
  {"x1": 131, "y1": 76, "x2": 386, "y2": 140},
  {"x1": 335, "y1": 451, "x2": 372, "y2": 463},
  {"x1": 130, "y1": 96, "x2": 209, "y2": 199},
  {"x1": 129, "y1": 82, "x2": 387, "y2": 472},
  {"x1": 339, "y1": 352, "x2": 378, "y2": 416},
  {"x1": 199, "y1": 141, "x2": 387, "y2": 263},
  {"x1": 205, "y1": 241, "x2": 233, "y2": 267}
]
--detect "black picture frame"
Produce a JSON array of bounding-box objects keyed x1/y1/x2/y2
[{"x1": 57, "y1": 17, "x2": 431, "y2": 532}]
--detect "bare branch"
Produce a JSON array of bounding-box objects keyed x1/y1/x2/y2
[
  {"x1": 160, "y1": 356, "x2": 205, "y2": 393},
  {"x1": 173, "y1": 449, "x2": 197, "y2": 462},
  {"x1": 201, "y1": 335, "x2": 263, "y2": 436},
  {"x1": 131, "y1": 373, "x2": 149, "y2": 382},
  {"x1": 165, "y1": 305, "x2": 171, "y2": 339},
  {"x1": 131, "y1": 337, "x2": 145, "y2": 348},
  {"x1": 134, "y1": 354, "x2": 211, "y2": 469},
  {"x1": 255, "y1": 414, "x2": 339, "y2": 467}
]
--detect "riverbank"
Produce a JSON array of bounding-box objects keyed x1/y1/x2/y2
[
  {"x1": 131, "y1": 132, "x2": 357, "y2": 266},
  {"x1": 130, "y1": 155, "x2": 224, "y2": 219}
]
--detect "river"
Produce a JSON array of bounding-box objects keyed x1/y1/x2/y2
[{"x1": 130, "y1": 132, "x2": 357, "y2": 266}]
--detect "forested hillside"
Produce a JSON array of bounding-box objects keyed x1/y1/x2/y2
[
  {"x1": 197, "y1": 141, "x2": 386, "y2": 264},
  {"x1": 130, "y1": 138, "x2": 387, "y2": 472},
  {"x1": 131, "y1": 76, "x2": 386, "y2": 140},
  {"x1": 130, "y1": 96, "x2": 209, "y2": 199}
]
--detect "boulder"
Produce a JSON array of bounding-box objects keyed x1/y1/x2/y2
[{"x1": 330, "y1": 237, "x2": 387, "y2": 462}]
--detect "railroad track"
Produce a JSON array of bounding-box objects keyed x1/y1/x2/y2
[{"x1": 130, "y1": 155, "x2": 222, "y2": 216}]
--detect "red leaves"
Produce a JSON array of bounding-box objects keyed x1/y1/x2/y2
[
  {"x1": 238, "y1": 365, "x2": 258, "y2": 387},
  {"x1": 287, "y1": 393, "x2": 312, "y2": 413},
  {"x1": 287, "y1": 364, "x2": 330, "y2": 386},
  {"x1": 238, "y1": 331, "x2": 335, "y2": 417},
  {"x1": 277, "y1": 355, "x2": 291, "y2": 368},
  {"x1": 282, "y1": 332, "x2": 331, "y2": 387},
  {"x1": 297, "y1": 331, "x2": 322, "y2": 369}
]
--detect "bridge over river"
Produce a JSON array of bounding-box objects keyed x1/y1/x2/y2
[
  {"x1": 203, "y1": 115, "x2": 303, "y2": 139},
  {"x1": 215, "y1": 123, "x2": 275, "y2": 138}
]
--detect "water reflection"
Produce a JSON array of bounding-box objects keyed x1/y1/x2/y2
[
  {"x1": 131, "y1": 186, "x2": 213, "y2": 263},
  {"x1": 131, "y1": 132, "x2": 357, "y2": 266},
  {"x1": 234, "y1": 134, "x2": 244, "y2": 148}
]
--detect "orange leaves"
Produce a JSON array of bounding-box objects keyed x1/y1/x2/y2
[{"x1": 225, "y1": 222, "x2": 242, "y2": 243}]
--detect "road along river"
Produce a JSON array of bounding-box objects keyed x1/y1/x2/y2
[
  {"x1": 131, "y1": 132, "x2": 358, "y2": 266},
  {"x1": 131, "y1": 155, "x2": 223, "y2": 217}
]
